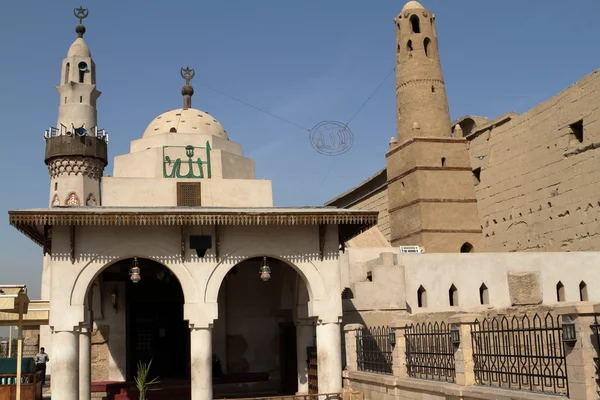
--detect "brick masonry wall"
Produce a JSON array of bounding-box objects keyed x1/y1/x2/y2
[
  {"x1": 349, "y1": 188, "x2": 391, "y2": 241},
  {"x1": 468, "y1": 69, "x2": 600, "y2": 252}
]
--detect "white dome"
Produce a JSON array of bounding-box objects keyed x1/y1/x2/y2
[
  {"x1": 142, "y1": 108, "x2": 229, "y2": 140},
  {"x1": 67, "y1": 38, "x2": 91, "y2": 58}
]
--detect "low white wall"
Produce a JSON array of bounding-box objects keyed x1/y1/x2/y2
[{"x1": 346, "y1": 249, "x2": 600, "y2": 314}]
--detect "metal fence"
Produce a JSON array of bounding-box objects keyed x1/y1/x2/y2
[
  {"x1": 356, "y1": 326, "x2": 393, "y2": 375},
  {"x1": 470, "y1": 312, "x2": 568, "y2": 396},
  {"x1": 405, "y1": 321, "x2": 456, "y2": 382}
]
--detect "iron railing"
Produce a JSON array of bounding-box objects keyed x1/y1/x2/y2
[
  {"x1": 405, "y1": 321, "x2": 455, "y2": 382},
  {"x1": 356, "y1": 326, "x2": 393, "y2": 375},
  {"x1": 471, "y1": 312, "x2": 568, "y2": 396}
]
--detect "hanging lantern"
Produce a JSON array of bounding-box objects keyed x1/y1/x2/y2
[
  {"x1": 129, "y1": 257, "x2": 141, "y2": 283},
  {"x1": 259, "y1": 257, "x2": 271, "y2": 282}
]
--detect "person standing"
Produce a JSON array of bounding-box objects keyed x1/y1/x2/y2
[{"x1": 35, "y1": 347, "x2": 50, "y2": 386}]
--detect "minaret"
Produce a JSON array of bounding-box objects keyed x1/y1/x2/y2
[
  {"x1": 386, "y1": 1, "x2": 483, "y2": 252},
  {"x1": 44, "y1": 7, "x2": 108, "y2": 207}
]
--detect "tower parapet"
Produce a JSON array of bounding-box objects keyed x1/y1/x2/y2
[{"x1": 44, "y1": 7, "x2": 108, "y2": 207}]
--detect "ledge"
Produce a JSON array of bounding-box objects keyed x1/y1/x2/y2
[{"x1": 344, "y1": 370, "x2": 562, "y2": 400}]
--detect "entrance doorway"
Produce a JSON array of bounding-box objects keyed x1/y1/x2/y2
[
  {"x1": 213, "y1": 257, "x2": 306, "y2": 396},
  {"x1": 100, "y1": 258, "x2": 189, "y2": 381}
]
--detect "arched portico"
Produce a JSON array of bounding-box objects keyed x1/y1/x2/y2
[{"x1": 70, "y1": 242, "x2": 199, "y2": 308}]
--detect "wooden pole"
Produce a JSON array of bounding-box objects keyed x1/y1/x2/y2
[{"x1": 16, "y1": 301, "x2": 23, "y2": 400}]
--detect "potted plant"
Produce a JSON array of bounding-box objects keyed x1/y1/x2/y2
[{"x1": 134, "y1": 360, "x2": 161, "y2": 400}]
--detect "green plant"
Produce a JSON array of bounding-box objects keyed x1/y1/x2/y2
[{"x1": 134, "y1": 359, "x2": 161, "y2": 400}]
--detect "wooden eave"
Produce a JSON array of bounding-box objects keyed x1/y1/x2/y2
[{"x1": 8, "y1": 207, "x2": 378, "y2": 248}]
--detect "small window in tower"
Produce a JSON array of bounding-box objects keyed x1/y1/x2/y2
[
  {"x1": 460, "y1": 242, "x2": 474, "y2": 253},
  {"x1": 79, "y1": 69, "x2": 85, "y2": 83},
  {"x1": 397, "y1": 44, "x2": 400, "y2": 53},
  {"x1": 441, "y1": 157, "x2": 446, "y2": 167},
  {"x1": 79, "y1": 96, "x2": 82, "y2": 103},
  {"x1": 424, "y1": 38, "x2": 431, "y2": 57},
  {"x1": 64, "y1": 97, "x2": 67, "y2": 104},
  {"x1": 54, "y1": 182, "x2": 58, "y2": 191},
  {"x1": 569, "y1": 119, "x2": 583, "y2": 144},
  {"x1": 431, "y1": 85, "x2": 435, "y2": 93},
  {"x1": 65, "y1": 63, "x2": 70, "y2": 84},
  {"x1": 472, "y1": 167, "x2": 481, "y2": 184},
  {"x1": 407, "y1": 40, "x2": 413, "y2": 53},
  {"x1": 170, "y1": 127, "x2": 177, "y2": 133},
  {"x1": 410, "y1": 15, "x2": 420, "y2": 33}
]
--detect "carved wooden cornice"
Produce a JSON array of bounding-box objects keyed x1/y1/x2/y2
[{"x1": 8, "y1": 207, "x2": 379, "y2": 248}]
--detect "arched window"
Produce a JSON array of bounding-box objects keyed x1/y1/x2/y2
[
  {"x1": 417, "y1": 285, "x2": 427, "y2": 308},
  {"x1": 479, "y1": 283, "x2": 489, "y2": 305},
  {"x1": 410, "y1": 15, "x2": 420, "y2": 33},
  {"x1": 460, "y1": 242, "x2": 474, "y2": 253},
  {"x1": 65, "y1": 62, "x2": 70, "y2": 84},
  {"x1": 449, "y1": 284, "x2": 458, "y2": 306},
  {"x1": 441, "y1": 157, "x2": 446, "y2": 167},
  {"x1": 579, "y1": 281, "x2": 588, "y2": 301},
  {"x1": 169, "y1": 127, "x2": 177, "y2": 133},
  {"x1": 556, "y1": 281, "x2": 565, "y2": 302},
  {"x1": 424, "y1": 38, "x2": 431, "y2": 57}
]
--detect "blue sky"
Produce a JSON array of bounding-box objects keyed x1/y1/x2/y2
[{"x1": 0, "y1": 0, "x2": 599, "y2": 319}]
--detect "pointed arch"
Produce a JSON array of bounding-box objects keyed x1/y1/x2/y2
[
  {"x1": 65, "y1": 62, "x2": 70, "y2": 84},
  {"x1": 479, "y1": 283, "x2": 489, "y2": 305},
  {"x1": 579, "y1": 281, "x2": 588, "y2": 301},
  {"x1": 556, "y1": 281, "x2": 565, "y2": 302},
  {"x1": 424, "y1": 37, "x2": 431, "y2": 57},
  {"x1": 449, "y1": 284, "x2": 458, "y2": 306},
  {"x1": 417, "y1": 285, "x2": 427, "y2": 308}
]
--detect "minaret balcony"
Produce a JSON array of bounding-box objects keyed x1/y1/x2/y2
[{"x1": 44, "y1": 131, "x2": 108, "y2": 166}]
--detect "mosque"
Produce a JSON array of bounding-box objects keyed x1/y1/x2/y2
[
  {"x1": 7, "y1": 5, "x2": 376, "y2": 400},
  {"x1": 5, "y1": 1, "x2": 600, "y2": 400}
]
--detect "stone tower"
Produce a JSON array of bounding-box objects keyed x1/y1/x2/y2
[
  {"x1": 386, "y1": 1, "x2": 483, "y2": 252},
  {"x1": 44, "y1": 8, "x2": 108, "y2": 207}
]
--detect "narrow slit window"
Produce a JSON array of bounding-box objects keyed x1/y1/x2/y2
[
  {"x1": 417, "y1": 285, "x2": 427, "y2": 308},
  {"x1": 79, "y1": 69, "x2": 85, "y2": 83},
  {"x1": 441, "y1": 157, "x2": 446, "y2": 167},
  {"x1": 479, "y1": 283, "x2": 489, "y2": 305},
  {"x1": 449, "y1": 284, "x2": 458, "y2": 306},
  {"x1": 556, "y1": 281, "x2": 565, "y2": 302},
  {"x1": 407, "y1": 40, "x2": 413, "y2": 52},
  {"x1": 65, "y1": 63, "x2": 70, "y2": 84},
  {"x1": 579, "y1": 281, "x2": 588, "y2": 301}
]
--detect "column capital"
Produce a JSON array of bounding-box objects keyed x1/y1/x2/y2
[
  {"x1": 343, "y1": 323, "x2": 364, "y2": 332},
  {"x1": 448, "y1": 313, "x2": 480, "y2": 325},
  {"x1": 556, "y1": 302, "x2": 600, "y2": 317}
]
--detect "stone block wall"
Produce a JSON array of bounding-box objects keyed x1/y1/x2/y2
[
  {"x1": 351, "y1": 189, "x2": 391, "y2": 242},
  {"x1": 467, "y1": 68, "x2": 600, "y2": 252}
]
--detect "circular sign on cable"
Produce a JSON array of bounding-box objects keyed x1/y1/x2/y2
[{"x1": 309, "y1": 121, "x2": 354, "y2": 156}]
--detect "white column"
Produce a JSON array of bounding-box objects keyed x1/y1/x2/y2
[
  {"x1": 296, "y1": 323, "x2": 313, "y2": 394},
  {"x1": 316, "y1": 322, "x2": 342, "y2": 394},
  {"x1": 51, "y1": 330, "x2": 79, "y2": 400},
  {"x1": 190, "y1": 327, "x2": 212, "y2": 400},
  {"x1": 79, "y1": 325, "x2": 91, "y2": 400}
]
